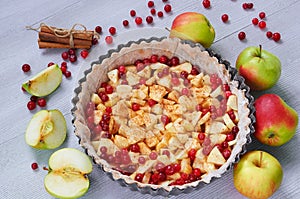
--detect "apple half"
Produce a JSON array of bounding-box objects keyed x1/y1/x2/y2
[
  {"x1": 22, "y1": 64, "x2": 62, "y2": 97},
  {"x1": 44, "y1": 148, "x2": 93, "y2": 199},
  {"x1": 25, "y1": 109, "x2": 67, "y2": 149}
]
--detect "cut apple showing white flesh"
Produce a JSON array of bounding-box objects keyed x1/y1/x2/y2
[
  {"x1": 22, "y1": 64, "x2": 62, "y2": 97},
  {"x1": 44, "y1": 148, "x2": 93, "y2": 199},
  {"x1": 25, "y1": 109, "x2": 67, "y2": 149}
]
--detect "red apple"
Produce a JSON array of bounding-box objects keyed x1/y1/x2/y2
[
  {"x1": 254, "y1": 93, "x2": 298, "y2": 146},
  {"x1": 233, "y1": 150, "x2": 283, "y2": 199},
  {"x1": 169, "y1": 12, "x2": 215, "y2": 48},
  {"x1": 236, "y1": 45, "x2": 281, "y2": 91}
]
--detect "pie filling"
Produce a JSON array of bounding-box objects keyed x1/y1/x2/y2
[{"x1": 86, "y1": 55, "x2": 239, "y2": 186}]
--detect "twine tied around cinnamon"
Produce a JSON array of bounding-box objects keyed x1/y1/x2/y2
[{"x1": 26, "y1": 23, "x2": 99, "y2": 48}]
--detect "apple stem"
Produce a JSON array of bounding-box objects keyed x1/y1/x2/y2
[
  {"x1": 165, "y1": 27, "x2": 171, "y2": 33},
  {"x1": 259, "y1": 151, "x2": 263, "y2": 167},
  {"x1": 43, "y1": 166, "x2": 49, "y2": 171},
  {"x1": 259, "y1": 45, "x2": 262, "y2": 57}
]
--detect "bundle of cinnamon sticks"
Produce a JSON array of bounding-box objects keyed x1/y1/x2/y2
[{"x1": 38, "y1": 25, "x2": 96, "y2": 49}]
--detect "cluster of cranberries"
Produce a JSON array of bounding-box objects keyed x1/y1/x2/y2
[
  {"x1": 26, "y1": 95, "x2": 47, "y2": 111},
  {"x1": 94, "y1": 0, "x2": 172, "y2": 45}
]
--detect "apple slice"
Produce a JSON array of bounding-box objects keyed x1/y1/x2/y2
[
  {"x1": 25, "y1": 109, "x2": 67, "y2": 149},
  {"x1": 22, "y1": 64, "x2": 62, "y2": 97},
  {"x1": 44, "y1": 148, "x2": 93, "y2": 199}
]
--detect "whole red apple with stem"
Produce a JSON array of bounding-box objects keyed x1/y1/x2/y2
[
  {"x1": 233, "y1": 150, "x2": 283, "y2": 199},
  {"x1": 236, "y1": 45, "x2": 281, "y2": 91},
  {"x1": 254, "y1": 93, "x2": 298, "y2": 146}
]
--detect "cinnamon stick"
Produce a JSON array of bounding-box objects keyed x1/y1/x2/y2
[
  {"x1": 38, "y1": 40, "x2": 91, "y2": 49},
  {"x1": 39, "y1": 31, "x2": 92, "y2": 47},
  {"x1": 40, "y1": 25, "x2": 94, "y2": 41}
]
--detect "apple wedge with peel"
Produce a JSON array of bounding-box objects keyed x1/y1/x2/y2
[
  {"x1": 25, "y1": 109, "x2": 67, "y2": 149},
  {"x1": 22, "y1": 64, "x2": 62, "y2": 97},
  {"x1": 44, "y1": 148, "x2": 93, "y2": 199}
]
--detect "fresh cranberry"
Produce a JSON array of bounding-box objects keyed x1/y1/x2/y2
[
  {"x1": 158, "y1": 172, "x2": 167, "y2": 181},
  {"x1": 148, "y1": 99, "x2": 157, "y2": 107},
  {"x1": 203, "y1": 137, "x2": 211, "y2": 146},
  {"x1": 146, "y1": 16, "x2": 153, "y2": 24},
  {"x1": 69, "y1": 54, "x2": 77, "y2": 63},
  {"x1": 150, "y1": 8, "x2": 156, "y2": 15},
  {"x1": 130, "y1": 10, "x2": 136, "y2": 17},
  {"x1": 170, "y1": 56, "x2": 180, "y2": 66},
  {"x1": 95, "y1": 26, "x2": 102, "y2": 34},
  {"x1": 138, "y1": 156, "x2": 146, "y2": 164},
  {"x1": 121, "y1": 154, "x2": 131, "y2": 165},
  {"x1": 222, "y1": 148, "x2": 231, "y2": 159},
  {"x1": 162, "y1": 150, "x2": 170, "y2": 157},
  {"x1": 61, "y1": 61, "x2": 67, "y2": 68},
  {"x1": 130, "y1": 144, "x2": 140, "y2": 153},
  {"x1": 266, "y1": 31, "x2": 273, "y2": 38},
  {"x1": 31, "y1": 162, "x2": 38, "y2": 170},
  {"x1": 148, "y1": 1, "x2": 154, "y2": 8},
  {"x1": 161, "y1": 115, "x2": 170, "y2": 125},
  {"x1": 159, "y1": 55, "x2": 168, "y2": 64},
  {"x1": 238, "y1": 31, "x2": 246, "y2": 40},
  {"x1": 221, "y1": 14, "x2": 229, "y2": 23},
  {"x1": 191, "y1": 66, "x2": 200, "y2": 75},
  {"x1": 164, "y1": 4, "x2": 172, "y2": 13},
  {"x1": 100, "y1": 146, "x2": 107, "y2": 154},
  {"x1": 105, "y1": 36, "x2": 113, "y2": 44},
  {"x1": 272, "y1": 32, "x2": 281, "y2": 42},
  {"x1": 150, "y1": 173, "x2": 159, "y2": 184},
  {"x1": 135, "y1": 17, "x2": 143, "y2": 25},
  {"x1": 259, "y1": 12, "x2": 266, "y2": 19},
  {"x1": 61, "y1": 51, "x2": 69, "y2": 60},
  {"x1": 37, "y1": 98, "x2": 47, "y2": 107},
  {"x1": 173, "y1": 163, "x2": 181, "y2": 172},
  {"x1": 149, "y1": 151, "x2": 158, "y2": 160},
  {"x1": 157, "y1": 11, "x2": 164, "y2": 18},
  {"x1": 64, "y1": 70, "x2": 71, "y2": 78},
  {"x1": 198, "y1": 132, "x2": 206, "y2": 140},
  {"x1": 181, "y1": 88, "x2": 190, "y2": 96},
  {"x1": 165, "y1": 164, "x2": 175, "y2": 175},
  {"x1": 68, "y1": 48, "x2": 76, "y2": 55},
  {"x1": 232, "y1": 126, "x2": 240, "y2": 134},
  {"x1": 30, "y1": 96, "x2": 38, "y2": 102},
  {"x1": 222, "y1": 141, "x2": 229, "y2": 149},
  {"x1": 258, "y1": 21, "x2": 266, "y2": 29},
  {"x1": 193, "y1": 168, "x2": 201, "y2": 177},
  {"x1": 202, "y1": 0, "x2": 211, "y2": 8},
  {"x1": 92, "y1": 38, "x2": 98, "y2": 45},
  {"x1": 123, "y1": 20, "x2": 129, "y2": 27},
  {"x1": 27, "y1": 101, "x2": 36, "y2": 110},
  {"x1": 171, "y1": 77, "x2": 180, "y2": 86},
  {"x1": 47, "y1": 62, "x2": 54, "y2": 67},
  {"x1": 247, "y1": 3, "x2": 254, "y2": 9},
  {"x1": 80, "y1": 49, "x2": 89, "y2": 59},
  {"x1": 155, "y1": 162, "x2": 165, "y2": 172},
  {"x1": 135, "y1": 173, "x2": 144, "y2": 182},
  {"x1": 252, "y1": 18, "x2": 259, "y2": 25},
  {"x1": 188, "y1": 148, "x2": 197, "y2": 161},
  {"x1": 242, "y1": 3, "x2": 248, "y2": 9},
  {"x1": 22, "y1": 64, "x2": 31, "y2": 72},
  {"x1": 109, "y1": 27, "x2": 116, "y2": 35},
  {"x1": 100, "y1": 93, "x2": 109, "y2": 102},
  {"x1": 226, "y1": 133, "x2": 235, "y2": 141},
  {"x1": 162, "y1": 0, "x2": 168, "y2": 2},
  {"x1": 180, "y1": 71, "x2": 189, "y2": 79},
  {"x1": 132, "y1": 103, "x2": 140, "y2": 111},
  {"x1": 105, "y1": 85, "x2": 114, "y2": 94}
]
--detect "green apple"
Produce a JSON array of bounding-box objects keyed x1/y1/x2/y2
[
  {"x1": 22, "y1": 64, "x2": 62, "y2": 97},
  {"x1": 169, "y1": 12, "x2": 215, "y2": 48},
  {"x1": 44, "y1": 148, "x2": 93, "y2": 199},
  {"x1": 233, "y1": 150, "x2": 283, "y2": 199},
  {"x1": 25, "y1": 109, "x2": 67, "y2": 149},
  {"x1": 254, "y1": 93, "x2": 298, "y2": 146},
  {"x1": 236, "y1": 45, "x2": 281, "y2": 91}
]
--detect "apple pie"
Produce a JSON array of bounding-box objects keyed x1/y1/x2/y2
[{"x1": 72, "y1": 37, "x2": 255, "y2": 195}]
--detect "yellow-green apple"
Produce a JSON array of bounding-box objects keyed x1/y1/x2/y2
[
  {"x1": 169, "y1": 12, "x2": 215, "y2": 48},
  {"x1": 254, "y1": 93, "x2": 298, "y2": 146},
  {"x1": 233, "y1": 150, "x2": 283, "y2": 199},
  {"x1": 236, "y1": 45, "x2": 281, "y2": 91},
  {"x1": 22, "y1": 64, "x2": 62, "y2": 97},
  {"x1": 44, "y1": 148, "x2": 93, "y2": 199},
  {"x1": 25, "y1": 109, "x2": 67, "y2": 149}
]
